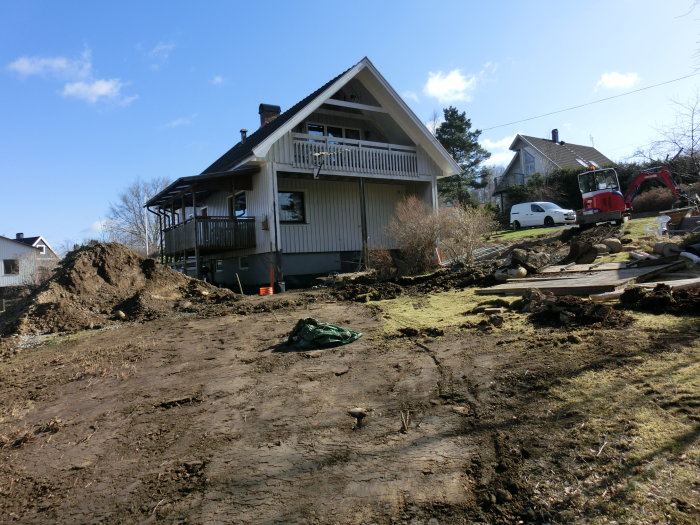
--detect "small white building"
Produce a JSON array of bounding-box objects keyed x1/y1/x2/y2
[
  {"x1": 0, "y1": 235, "x2": 39, "y2": 287},
  {"x1": 146, "y1": 57, "x2": 460, "y2": 289}
]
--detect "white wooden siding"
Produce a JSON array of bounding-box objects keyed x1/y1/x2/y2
[
  {"x1": 278, "y1": 178, "x2": 410, "y2": 253},
  {"x1": 0, "y1": 238, "x2": 37, "y2": 287}
]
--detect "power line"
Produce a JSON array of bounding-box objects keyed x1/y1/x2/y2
[{"x1": 482, "y1": 72, "x2": 700, "y2": 131}]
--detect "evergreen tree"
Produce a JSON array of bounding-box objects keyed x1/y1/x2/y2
[{"x1": 435, "y1": 106, "x2": 491, "y2": 204}]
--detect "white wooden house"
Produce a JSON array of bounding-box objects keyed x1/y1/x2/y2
[
  {"x1": 0, "y1": 235, "x2": 39, "y2": 287},
  {"x1": 146, "y1": 57, "x2": 460, "y2": 289},
  {"x1": 0, "y1": 234, "x2": 59, "y2": 287}
]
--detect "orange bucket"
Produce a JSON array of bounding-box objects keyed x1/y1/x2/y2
[{"x1": 259, "y1": 286, "x2": 274, "y2": 296}]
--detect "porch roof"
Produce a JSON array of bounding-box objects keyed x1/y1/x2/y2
[{"x1": 145, "y1": 166, "x2": 260, "y2": 209}]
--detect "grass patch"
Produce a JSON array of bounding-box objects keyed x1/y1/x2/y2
[
  {"x1": 547, "y1": 339, "x2": 699, "y2": 523},
  {"x1": 375, "y1": 288, "x2": 531, "y2": 333},
  {"x1": 491, "y1": 226, "x2": 560, "y2": 241}
]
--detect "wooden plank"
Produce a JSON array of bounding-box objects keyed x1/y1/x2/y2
[
  {"x1": 476, "y1": 262, "x2": 684, "y2": 297},
  {"x1": 540, "y1": 262, "x2": 629, "y2": 273},
  {"x1": 590, "y1": 276, "x2": 700, "y2": 302}
]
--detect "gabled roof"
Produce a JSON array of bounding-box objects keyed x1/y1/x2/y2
[
  {"x1": 14, "y1": 235, "x2": 58, "y2": 257},
  {"x1": 202, "y1": 57, "x2": 460, "y2": 176},
  {"x1": 0, "y1": 235, "x2": 40, "y2": 252},
  {"x1": 201, "y1": 67, "x2": 352, "y2": 174},
  {"x1": 512, "y1": 134, "x2": 613, "y2": 170}
]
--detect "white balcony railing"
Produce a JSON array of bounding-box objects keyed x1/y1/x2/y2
[{"x1": 291, "y1": 133, "x2": 418, "y2": 177}]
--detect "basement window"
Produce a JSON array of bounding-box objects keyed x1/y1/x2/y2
[
  {"x1": 3, "y1": 259, "x2": 19, "y2": 275},
  {"x1": 278, "y1": 191, "x2": 306, "y2": 223}
]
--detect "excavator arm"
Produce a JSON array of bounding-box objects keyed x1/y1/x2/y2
[{"x1": 623, "y1": 166, "x2": 687, "y2": 207}]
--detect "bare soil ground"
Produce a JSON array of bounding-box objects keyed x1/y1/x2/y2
[
  {"x1": 1, "y1": 290, "x2": 698, "y2": 524},
  {"x1": 0, "y1": 241, "x2": 698, "y2": 524}
]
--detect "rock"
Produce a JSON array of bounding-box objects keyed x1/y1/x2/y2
[
  {"x1": 593, "y1": 244, "x2": 610, "y2": 255},
  {"x1": 511, "y1": 249, "x2": 549, "y2": 273},
  {"x1": 495, "y1": 488, "x2": 513, "y2": 502},
  {"x1": 568, "y1": 241, "x2": 598, "y2": 264},
  {"x1": 489, "y1": 314, "x2": 504, "y2": 327},
  {"x1": 507, "y1": 266, "x2": 527, "y2": 278},
  {"x1": 602, "y1": 238, "x2": 622, "y2": 253},
  {"x1": 567, "y1": 334, "x2": 582, "y2": 344},
  {"x1": 115, "y1": 310, "x2": 127, "y2": 320}
]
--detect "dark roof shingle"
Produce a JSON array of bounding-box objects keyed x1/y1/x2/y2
[{"x1": 520, "y1": 135, "x2": 613, "y2": 170}]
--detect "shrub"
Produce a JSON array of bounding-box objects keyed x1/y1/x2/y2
[
  {"x1": 439, "y1": 205, "x2": 497, "y2": 263},
  {"x1": 386, "y1": 196, "x2": 441, "y2": 275}
]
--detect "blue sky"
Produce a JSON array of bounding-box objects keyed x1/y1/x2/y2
[{"x1": 1, "y1": 0, "x2": 698, "y2": 247}]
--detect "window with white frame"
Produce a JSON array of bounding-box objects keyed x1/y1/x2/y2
[
  {"x1": 306, "y1": 123, "x2": 361, "y2": 142},
  {"x1": 3, "y1": 259, "x2": 19, "y2": 275},
  {"x1": 36, "y1": 244, "x2": 46, "y2": 255},
  {"x1": 278, "y1": 191, "x2": 306, "y2": 223},
  {"x1": 228, "y1": 192, "x2": 247, "y2": 218}
]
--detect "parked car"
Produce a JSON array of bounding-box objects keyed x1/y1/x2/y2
[{"x1": 510, "y1": 202, "x2": 576, "y2": 229}]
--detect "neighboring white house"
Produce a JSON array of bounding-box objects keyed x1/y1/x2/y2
[
  {"x1": 146, "y1": 57, "x2": 460, "y2": 289},
  {"x1": 14, "y1": 233, "x2": 60, "y2": 282},
  {"x1": 0, "y1": 234, "x2": 59, "y2": 287},
  {"x1": 492, "y1": 129, "x2": 614, "y2": 210},
  {"x1": 0, "y1": 235, "x2": 39, "y2": 287}
]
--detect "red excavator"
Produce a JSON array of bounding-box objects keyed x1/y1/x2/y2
[{"x1": 576, "y1": 166, "x2": 699, "y2": 226}]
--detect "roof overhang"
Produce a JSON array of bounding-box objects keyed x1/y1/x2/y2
[{"x1": 145, "y1": 166, "x2": 260, "y2": 209}]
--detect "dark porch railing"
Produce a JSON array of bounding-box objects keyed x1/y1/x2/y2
[
  {"x1": 162, "y1": 216, "x2": 256, "y2": 255},
  {"x1": 493, "y1": 173, "x2": 526, "y2": 193}
]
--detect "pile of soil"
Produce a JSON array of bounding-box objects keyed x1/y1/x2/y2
[
  {"x1": 0, "y1": 242, "x2": 237, "y2": 335},
  {"x1": 519, "y1": 289, "x2": 634, "y2": 328},
  {"x1": 619, "y1": 283, "x2": 700, "y2": 315},
  {"x1": 331, "y1": 264, "x2": 497, "y2": 302}
]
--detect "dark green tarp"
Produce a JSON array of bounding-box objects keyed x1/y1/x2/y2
[{"x1": 284, "y1": 317, "x2": 362, "y2": 350}]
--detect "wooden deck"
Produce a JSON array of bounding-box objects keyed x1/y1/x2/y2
[{"x1": 162, "y1": 216, "x2": 255, "y2": 255}]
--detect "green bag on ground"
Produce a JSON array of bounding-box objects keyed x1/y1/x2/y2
[{"x1": 284, "y1": 317, "x2": 362, "y2": 350}]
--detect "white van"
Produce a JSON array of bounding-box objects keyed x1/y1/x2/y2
[{"x1": 510, "y1": 202, "x2": 576, "y2": 229}]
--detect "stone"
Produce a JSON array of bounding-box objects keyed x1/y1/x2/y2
[
  {"x1": 602, "y1": 238, "x2": 622, "y2": 253},
  {"x1": 511, "y1": 248, "x2": 549, "y2": 273}
]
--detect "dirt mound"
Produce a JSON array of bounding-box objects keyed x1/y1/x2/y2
[
  {"x1": 519, "y1": 289, "x2": 634, "y2": 328},
  {"x1": 619, "y1": 283, "x2": 700, "y2": 315},
  {"x1": 331, "y1": 264, "x2": 497, "y2": 302},
  {"x1": 0, "y1": 242, "x2": 237, "y2": 335}
]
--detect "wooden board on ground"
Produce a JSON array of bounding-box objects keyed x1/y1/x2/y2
[
  {"x1": 539, "y1": 262, "x2": 629, "y2": 274},
  {"x1": 476, "y1": 261, "x2": 686, "y2": 296},
  {"x1": 590, "y1": 276, "x2": 700, "y2": 302}
]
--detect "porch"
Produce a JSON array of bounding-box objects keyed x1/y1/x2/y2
[
  {"x1": 162, "y1": 216, "x2": 255, "y2": 256},
  {"x1": 291, "y1": 133, "x2": 419, "y2": 177}
]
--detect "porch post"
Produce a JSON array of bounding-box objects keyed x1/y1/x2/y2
[
  {"x1": 192, "y1": 186, "x2": 200, "y2": 278},
  {"x1": 359, "y1": 177, "x2": 369, "y2": 270}
]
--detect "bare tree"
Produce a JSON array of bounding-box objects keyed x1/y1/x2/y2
[
  {"x1": 635, "y1": 91, "x2": 700, "y2": 183},
  {"x1": 105, "y1": 177, "x2": 170, "y2": 256}
]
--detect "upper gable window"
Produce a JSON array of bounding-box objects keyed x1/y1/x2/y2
[
  {"x1": 306, "y1": 123, "x2": 361, "y2": 142},
  {"x1": 37, "y1": 244, "x2": 46, "y2": 255},
  {"x1": 523, "y1": 150, "x2": 535, "y2": 175}
]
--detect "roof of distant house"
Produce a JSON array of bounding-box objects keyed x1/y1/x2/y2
[{"x1": 513, "y1": 134, "x2": 614, "y2": 170}]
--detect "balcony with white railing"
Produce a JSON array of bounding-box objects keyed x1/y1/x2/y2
[{"x1": 291, "y1": 133, "x2": 419, "y2": 177}]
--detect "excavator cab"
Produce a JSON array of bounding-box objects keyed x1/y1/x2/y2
[{"x1": 577, "y1": 168, "x2": 620, "y2": 195}]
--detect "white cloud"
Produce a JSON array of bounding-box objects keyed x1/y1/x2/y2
[
  {"x1": 88, "y1": 219, "x2": 109, "y2": 232},
  {"x1": 62, "y1": 79, "x2": 136, "y2": 105},
  {"x1": 7, "y1": 48, "x2": 92, "y2": 79},
  {"x1": 147, "y1": 41, "x2": 175, "y2": 69},
  {"x1": 211, "y1": 75, "x2": 223, "y2": 85},
  {"x1": 424, "y1": 69, "x2": 477, "y2": 103},
  {"x1": 481, "y1": 134, "x2": 517, "y2": 166},
  {"x1": 162, "y1": 113, "x2": 198, "y2": 128},
  {"x1": 595, "y1": 72, "x2": 640, "y2": 90},
  {"x1": 7, "y1": 48, "x2": 136, "y2": 105},
  {"x1": 401, "y1": 90, "x2": 419, "y2": 103},
  {"x1": 424, "y1": 114, "x2": 444, "y2": 134}
]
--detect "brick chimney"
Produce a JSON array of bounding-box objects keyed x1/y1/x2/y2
[
  {"x1": 551, "y1": 129, "x2": 559, "y2": 143},
  {"x1": 15, "y1": 233, "x2": 24, "y2": 240},
  {"x1": 259, "y1": 104, "x2": 281, "y2": 127}
]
